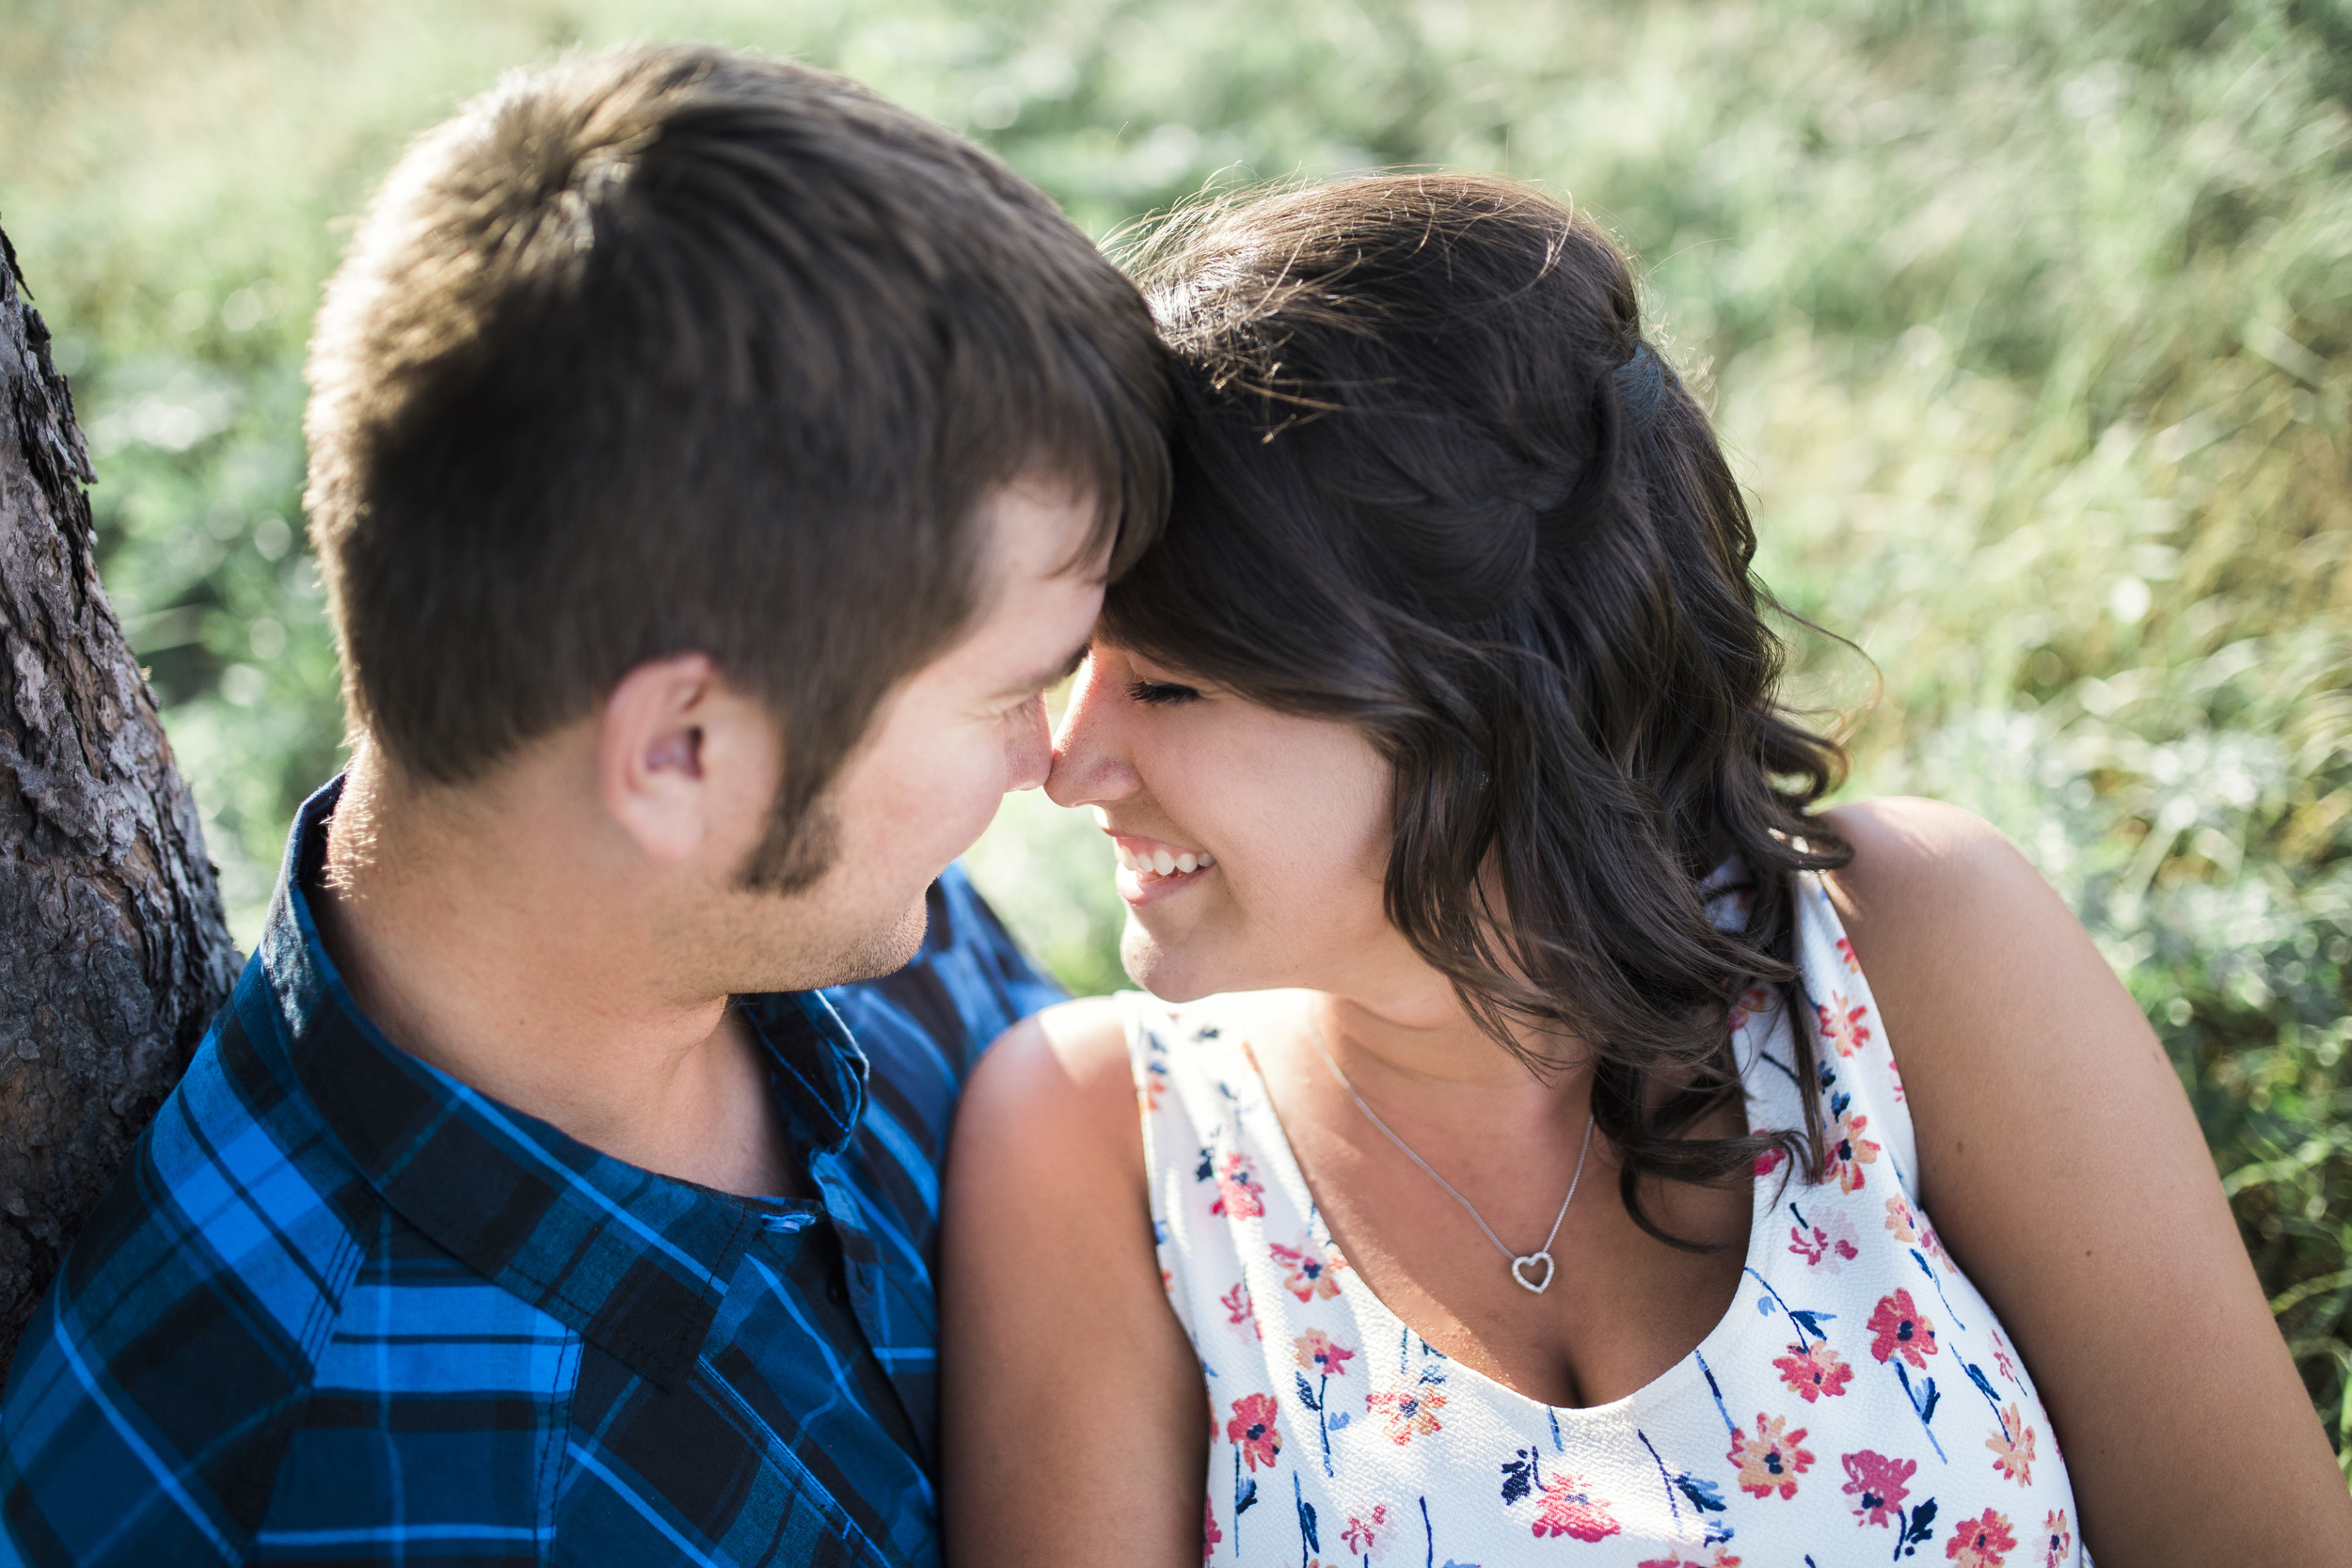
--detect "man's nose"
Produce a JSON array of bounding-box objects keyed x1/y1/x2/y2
[
  {"x1": 1045, "y1": 661, "x2": 1139, "y2": 808},
  {"x1": 1005, "y1": 694, "x2": 1054, "y2": 794}
]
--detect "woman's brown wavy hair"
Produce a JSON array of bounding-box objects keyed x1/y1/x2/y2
[{"x1": 1104, "y1": 173, "x2": 1851, "y2": 1244}]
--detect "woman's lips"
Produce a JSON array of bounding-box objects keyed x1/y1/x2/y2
[
  {"x1": 1112, "y1": 835, "x2": 1215, "y2": 879},
  {"x1": 1107, "y1": 833, "x2": 1216, "y2": 904}
]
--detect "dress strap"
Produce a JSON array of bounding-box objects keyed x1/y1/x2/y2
[{"x1": 1791, "y1": 871, "x2": 1922, "y2": 1207}]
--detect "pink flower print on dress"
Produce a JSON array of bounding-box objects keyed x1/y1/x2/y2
[
  {"x1": 1293, "y1": 1328, "x2": 1355, "y2": 1380},
  {"x1": 1884, "y1": 1193, "x2": 1952, "y2": 1269},
  {"x1": 1202, "y1": 1497, "x2": 1221, "y2": 1561},
  {"x1": 1840, "y1": 1449, "x2": 1915, "y2": 1527},
  {"x1": 1339, "y1": 1502, "x2": 1391, "y2": 1559},
  {"x1": 1986, "y1": 1402, "x2": 2036, "y2": 1484},
  {"x1": 1946, "y1": 1508, "x2": 2018, "y2": 1567},
  {"x1": 1530, "y1": 1473, "x2": 1621, "y2": 1542},
  {"x1": 1773, "y1": 1339, "x2": 1854, "y2": 1402},
  {"x1": 1753, "y1": 1137, "x2": 1788, "y2": 1178},
  {"x1": 1226, "y1": 1392, "x2": 1281, "y2": 1471},
  {"x1": 1220, "y1": 1281, "x2": 1262, "y2": 1339},
  {"x1": 1639, "y1": 1551, "x2": 1741, "y2": 1568},
  {"x1": 1269, "y1": 1235, "x2": 1347, "y2": 1302},
  {"x1": 1210, "y1": 1151, "x2": 1266, "y2": 1219},
  {"x1": 1990, "y1": 1324, "x2": 2021, "y2": 1386},
  {"x1": 1836, "y1": 936, "x2": 1860, "y2": 973},
  {"x1": 1364, "y1": 1386, "x2": 1446, "y2": 1444},
  {"x1": 1867, "y1": 1289, "x2": 1939, "y2": 1368},
  {"x1": 1728, "y1": 985, "x2": 1772, "y2": 1035},
  {"x1": 1822, "y1": 1105, "x2": 1882, "y2": 1193},
  {"x1": 2041, "y1": 1509, "x2": 2072, "y2": 1567},
  {"x1": 1727, "y1": 1413, "x2": 1814, "y2": 1499},
  {"x1": 1788, "y1": 1208, "x2": 1861, "y2": 1272},
  {"x1": 1817, "y1": 992, "x2": 1873, "y2": 1057}
]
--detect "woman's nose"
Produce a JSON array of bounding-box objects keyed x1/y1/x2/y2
[{"x1": 1045, "y1": 657, "x2": 1140, "y2": 808}]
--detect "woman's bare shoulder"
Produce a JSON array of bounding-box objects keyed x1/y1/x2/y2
[
  {"x1": 945, "y1": 992, "x2": 1209, "y2": 1567},
  {"x1": 1815, "y1": 796, "x2": 2086, "y2": 1016},
  {"x1": 1820, "y1": 795, "x2": 2048, "y2": 911},
  {"x1": 961, "y1": 994, "x2": 1145, "y2": 1170}
]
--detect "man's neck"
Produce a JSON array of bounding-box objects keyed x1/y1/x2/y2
[{"x1": 311, "y1": 753, "x2": 802, "y2": 1199}]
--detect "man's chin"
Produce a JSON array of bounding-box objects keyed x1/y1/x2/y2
[
  {"x1": 821, "y1": 898, "x2": 930, "y2": 987},
  {"x1": 713, "y1": 883, "x2": 931, "y2": 998}
]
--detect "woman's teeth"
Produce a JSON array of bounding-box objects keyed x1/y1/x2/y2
[{"x1": 1115, "y1": 843, "x2": 1215, "y2": 879}]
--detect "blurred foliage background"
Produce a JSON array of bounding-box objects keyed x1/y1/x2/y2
[{"x1": 3, "y1": 0, "x2": 2349, "y2": 1472}]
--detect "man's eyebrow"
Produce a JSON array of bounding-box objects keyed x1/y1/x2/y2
[{"x1": 1000, "y1": 640, "x2": 1093, "y2": 700}]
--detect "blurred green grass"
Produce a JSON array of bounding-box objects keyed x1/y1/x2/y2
[{"x1": 4, "y1": 0, "x2": 2349, "y2": 1469}]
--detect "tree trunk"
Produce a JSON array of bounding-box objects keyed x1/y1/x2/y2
[{"x1": 0, "y1": 223, "x2": 237, "y2": 1370}]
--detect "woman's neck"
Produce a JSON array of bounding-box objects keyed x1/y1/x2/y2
[{"x1": 1272, "y1": 986, "x2": 1597, "y2": 1136}]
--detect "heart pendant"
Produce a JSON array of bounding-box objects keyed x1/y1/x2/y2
[{"x1": 1511, "y1": 1251, "x2": 1554, "y2": 1294}]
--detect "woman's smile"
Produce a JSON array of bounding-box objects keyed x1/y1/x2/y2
[{"x1": 1105, "y1": 830, "x2": 1217, "y2": 903}]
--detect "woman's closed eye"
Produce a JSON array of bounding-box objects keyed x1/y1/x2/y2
[{"x1": 1125, "y1": 679, "x2": 1201, "y2": 706}]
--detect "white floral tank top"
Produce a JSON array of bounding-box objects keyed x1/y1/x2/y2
[{"x1": 1124, "y1": 872, "x2": 2086, "y2": 1567}]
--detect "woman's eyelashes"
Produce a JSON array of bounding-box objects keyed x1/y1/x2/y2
[{"x1": 1125, "y1": 679, "x2": 1201, "y2": 706}]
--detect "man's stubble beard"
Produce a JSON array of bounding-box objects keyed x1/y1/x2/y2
[
  {"x1": 735, "y1": 781, "x2": 840, "y2": 897},
  {"x1": 721, "y1": 793, "x2": 931, "y2": 995}
]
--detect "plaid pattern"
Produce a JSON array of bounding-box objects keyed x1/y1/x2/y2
[{"x1": 0, "y1": 779, "x2": 1061, "y2": 1566}]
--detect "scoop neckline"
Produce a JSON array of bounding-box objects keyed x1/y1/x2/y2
[{"x1": 1179, "y1": 996, "x2": 1791, "y2": 1428}]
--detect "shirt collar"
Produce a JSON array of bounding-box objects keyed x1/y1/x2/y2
[{"x1": 256, "y1": 775, "x2": 870, "y2": 1388}]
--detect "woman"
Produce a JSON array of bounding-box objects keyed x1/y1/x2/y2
[{"x1": 940, "y1": 175, "x2": 2348, "y2": 1564}]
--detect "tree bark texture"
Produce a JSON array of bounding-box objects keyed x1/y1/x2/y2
[{"x1": 0, "y1": 224, "x2": 237, "y2": 1371}]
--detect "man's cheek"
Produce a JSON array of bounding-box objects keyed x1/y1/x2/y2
[{"x1": 872, "y1": 750, "x2": 993, "y2": 869}]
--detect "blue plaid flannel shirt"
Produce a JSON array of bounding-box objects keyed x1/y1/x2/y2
[{"x1": 0, "y1": 779, "x2": 1062, "y2": 1566}]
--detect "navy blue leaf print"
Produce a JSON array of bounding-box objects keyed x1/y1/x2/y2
[
  {"x1": 1899, "y1": 1497, "x2": 1939, "y2": 1557},
  {"x1": 1295, "y1": 1371, "x2": 1321, "y2": 1412},
  {"x1": 1295, "y1": 1474, "x2": 1319, "y2": 1556},
  {"x1": 1673, "y1": 1473, "x2": 1729, "y2": 1514},
  {"x1": 1499, "y1": 1449, "x2": 1536, "y2": 1507}
]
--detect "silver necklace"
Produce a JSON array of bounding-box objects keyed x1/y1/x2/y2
[{"x1": 1309, "y1": 1020, "x2": 1596, "y2": 1295}]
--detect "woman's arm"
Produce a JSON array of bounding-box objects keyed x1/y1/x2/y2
[
  {"x1": 940, "y1": 997, "x2": 1208, "y2": 1567},
  {"x1": 1825, "y1": 797, "x2": 2352, "y2": 1560}
]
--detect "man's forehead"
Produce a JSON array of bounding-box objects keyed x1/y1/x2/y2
[
  {"x1": 977, "y1": 474, "x2": 1113, "y2": 584},
  {"x1": 930, "y1": 546, "x2": 1104, "y2": 692}
]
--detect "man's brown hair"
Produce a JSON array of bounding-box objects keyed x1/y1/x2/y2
[{"x1": 305, "y1": 45, "x2": 1168, "y2": 884}]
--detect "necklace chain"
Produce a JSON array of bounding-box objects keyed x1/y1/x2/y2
[{"x1": 1308, "y1": 1018, "x2": 1596, "y2": 1295}]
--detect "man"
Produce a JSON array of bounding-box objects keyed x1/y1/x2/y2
[{"x1": 0, "y1": 44, "x2": 1165, "y2": 1567}]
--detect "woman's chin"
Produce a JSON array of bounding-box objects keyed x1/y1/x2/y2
[{"x1": 1117, "y1": 922, "x2": 1226, "y2": 1004}]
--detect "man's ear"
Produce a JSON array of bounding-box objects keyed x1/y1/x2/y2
[{"x1": 597, "y1": 653, "x2": 742, "y2": 864}]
